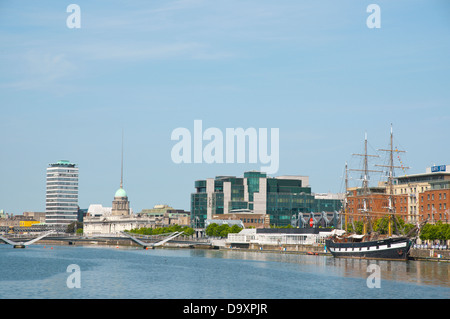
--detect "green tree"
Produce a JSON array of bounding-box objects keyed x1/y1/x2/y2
[
  {"x1": 419, "y1": 222, "x2": 450, "y2": 241},
  {"x1": 128, "y1": 225, "x2": 195, "y2": 237},
  {"x1": 67, "y1": 221, "x2": 83, "y2": 233},
  {"x1": 205, "y1": 223, "x2": 219, "y2": 237},
  {"x1": 205, "y1": 223, "x2": 242, "y2": 238},
  {"x1": 230, "y1": 224, "x2": 243, "y2": 234},
  {"x1": 346, "y1": 221, "x2": 364, "y2": 234}
]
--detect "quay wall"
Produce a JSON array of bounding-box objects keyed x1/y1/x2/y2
[
  {"x1": 3, "y1": 236, "x2": 450, "y2": 261},
  {"x1": 225, "y1": 243, "x2": 329, "y2": 255},
  {"x1": 409, "y1": 248, "x2": 450, "y2": 262}
]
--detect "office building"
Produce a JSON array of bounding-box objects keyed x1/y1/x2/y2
[
  {"x1": 45, "y1": 160, "x2": 79, "y2": 226},
  {"x1": 191, "y1": 171, "x2": 342, "y2": 228}
]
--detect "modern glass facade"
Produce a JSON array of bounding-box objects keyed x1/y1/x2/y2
[
  {"x1": 45, "y1": 160, "x2": 79, "y2": 226},
  {"x1": 190, "y1": 171, "x2": 342, "y2": 228}
]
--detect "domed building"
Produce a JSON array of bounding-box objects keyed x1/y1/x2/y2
[{"x1": 111, "y1": 187, "x2": 130, "y2": 216}]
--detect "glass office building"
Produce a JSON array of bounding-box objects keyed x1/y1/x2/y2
[
  {"x1": 45, "y1": 160, "x2": 79, "y2": 226},
  {"x1": 191, "y1": 171, "x2": 341, "y2": 228}
]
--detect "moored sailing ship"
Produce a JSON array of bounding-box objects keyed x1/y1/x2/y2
[{"x1": 326, "y1": 125, "x2": 414, "y2": 260}]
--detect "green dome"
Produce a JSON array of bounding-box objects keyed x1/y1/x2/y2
[{"x1": 115, "y1": 188, "x2": 127, "y2": 198}]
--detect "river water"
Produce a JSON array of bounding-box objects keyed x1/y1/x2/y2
[{"x1": 0, "y1": 245, "x2": 448, "y2": 299}]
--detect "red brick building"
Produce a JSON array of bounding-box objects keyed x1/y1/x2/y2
[
  {"x1": 347, "y1": 187, "x2": 408, "y2": 222},
  {"x1": 420, "y1": 181, "x2": 450, "y2": 223}
]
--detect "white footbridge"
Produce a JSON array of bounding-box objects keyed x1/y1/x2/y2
[
  {"x1": 0, "y1": 231, "x2": 56, "y2": 248},
  {"x1": 120, "y1": 231, "x2": 185, "y2": 249}
]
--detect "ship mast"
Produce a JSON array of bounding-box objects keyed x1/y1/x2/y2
[
  {"x1": 350, "y1": 133, "x2": 381, "y2": 234},
  {"x1": 344, "y1": 162, "x2": 348, "y2": 232},
  {"x1": 376, "y1": 124, "x2": 409, "y2": 236}
]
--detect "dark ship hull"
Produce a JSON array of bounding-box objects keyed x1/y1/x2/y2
[{"x1": 325, "y1": 236, "x2": 411, "y2": 260}]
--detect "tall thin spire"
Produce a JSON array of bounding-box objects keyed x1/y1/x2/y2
[{"x1": 120, "y1": 129, "x2": 124, "y2": 189}]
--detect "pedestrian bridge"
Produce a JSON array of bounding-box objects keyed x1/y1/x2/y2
[
  {"x1": 0, "y1": 231, "x2": 56, "y2": 248},
  {"x1": 120, "y1": 231, "x2": 185, "y2": 249}
]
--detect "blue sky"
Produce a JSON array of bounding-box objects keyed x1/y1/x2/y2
[{"x1": 1, "y1": 0, "x2": 450, "y2": 214}]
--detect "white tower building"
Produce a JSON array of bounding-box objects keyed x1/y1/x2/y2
[{"x1": 45, "y1": 160, "x2": 79, "y2": 226}]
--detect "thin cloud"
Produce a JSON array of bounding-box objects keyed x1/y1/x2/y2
[{"x1": 1, "y1": 51, "x2": 77, "y2": 92}]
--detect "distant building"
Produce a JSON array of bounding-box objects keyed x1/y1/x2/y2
[
  {"x1": 23, "y1": 212, "x2": 46, "y2": 224},
  {"x1": 394, "y1": 165, "x2": 450, "y2": 224},
  {"x1": 346, "y1": 186, "x2": 408, "y2": 222},
  {"x1": 111, "y1": 188, "x2": 130, "y2": 216},
  {"x1": 137, "y1": 205, "x2": 190, "y2": 228},
  {"x1": 87, "y1": 204, "x2": 112, "y2": 218},
  {"x1": 83, "y1": 186, "x2": 138, "y2": 235},
  {"x1": 83, "y1": 137, "x2": 174, "y2": 236},
  {"x1": 346, "y1": 165, "x2": 450, "y2": 225},
  {"x1": 191, "y1": 171, "x2": 342, "y2": 228},
  {"x1": 45, "y1": 160, "x2": 79, "y2": 226},
  {"x1": 419, "y1": 180, "x2": 450, "y2": 224},
  {"x1": 211, "y1": 210, "x2": 270, "y2": 229}
]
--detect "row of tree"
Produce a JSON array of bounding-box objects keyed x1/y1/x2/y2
[
  {"x1": 345, "y1": 217, "x2": 415, "y2": 236},
  {"x1": 419, "y1": 222, "x2": 450, "y2": 241},
  {"x1": 205, "y1": 223, "x2": 242, "y2": 238},
  {"x1": 127, "y1": 224, "x2": 195, "y2": 237},
  {"x1": 345, "y1": 217, "x2": 450, "y2": 241}
]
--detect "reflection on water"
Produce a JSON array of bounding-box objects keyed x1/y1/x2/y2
[
  {"x1": 0, "y1": 245, "x2": 448, "y2": 299},
  {"x1": 189, "y1": 249, "x2": 450, "y2": 288}
]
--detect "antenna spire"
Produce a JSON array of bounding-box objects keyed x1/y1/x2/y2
[{"x1": 120, "y1": 129, "x2": 124, "y2": 189}]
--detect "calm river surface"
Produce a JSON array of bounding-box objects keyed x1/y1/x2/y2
[{"x1": 0, "y1": 245, "x2": 448, "y2": 299}]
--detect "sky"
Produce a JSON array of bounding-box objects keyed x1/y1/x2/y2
[{"x1": 1, "y1": 0, "x2": 450, "y2": 214}]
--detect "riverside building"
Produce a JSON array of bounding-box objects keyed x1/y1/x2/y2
[
  {"x1": 346, "y1": 165, "x2": 450, "y2": 225},
  {"x1": 191, "y1": 171, "x2": 342, "y2": 228},
  {"x1": 394, "y1": 165, "x2": 450, "y2": 224},
  {"x1": 45, "y1": 160, "x2": 79, "y2": 226}
]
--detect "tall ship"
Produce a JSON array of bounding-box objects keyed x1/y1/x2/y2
[{"x1": 326, "y1": 125, "x2": 416, "y2": 260}]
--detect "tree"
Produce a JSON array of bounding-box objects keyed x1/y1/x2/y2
[
  {"x1": 230, "y1": 224, "x2": 242, "y2": 234},
  {"x1": 128, "y1": 225, "x2": 195, "y2": 237},
  {"x1": 205, "y1": 223, "x2": 243, "y2": 238},
  {"x1": 67, "y1": 221, "x2": 83, "y2": 233},
  {"x1": 419, "y1": 222, "x2": 450, "y2": 242}
]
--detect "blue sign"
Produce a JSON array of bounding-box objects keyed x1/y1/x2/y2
[{"x1": 431, "y1": 165, "x2": 446, "y2": 173}]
